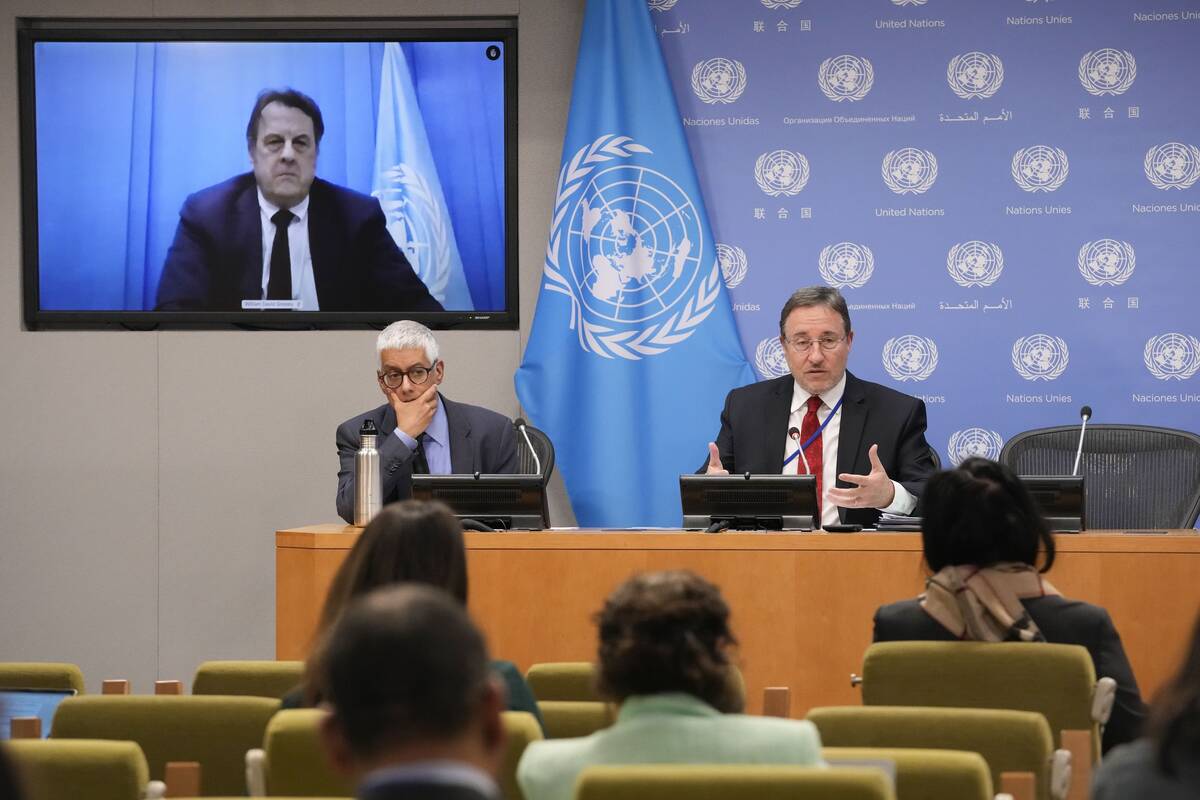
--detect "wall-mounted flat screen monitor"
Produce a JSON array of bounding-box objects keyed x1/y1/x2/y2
[
  {"x1": 680, "y1": 474, "x2": 819, "y2": 531},
  {"x1": 18, "y1": 17, "x2": 516, "y2": 329},
  {"x1": 1019, "y1": 475, "x2": 1086, "y2": 532}
]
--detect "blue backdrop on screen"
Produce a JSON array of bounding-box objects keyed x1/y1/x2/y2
[
  {"x1": 34, "y1": 41, "x2": 505, "y2": 311},
  {"x1": 647, "y1": 0, "x2": 1200, "y2": 470}
]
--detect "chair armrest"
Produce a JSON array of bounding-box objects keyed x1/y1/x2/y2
[
  {"x1": 1049, "y1": 748, "x2": 1072, "y2": 800},
  {"x1": 245, "y1": 748, "x2": 266, "y2": 797},
  {"x1": 1091, "y1": 677, "x2": 1116, "y2": 725}
]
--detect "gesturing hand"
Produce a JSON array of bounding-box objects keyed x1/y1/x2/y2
[
  {"x1": 826, "y1": 444, "x2": 896, "y2": 509},
  {"x1": 705, "y1": 442, "x2": 729, "y2": 475},
  {"x1": 389, "y1": 383, "x2": 439, "y2": 440}
]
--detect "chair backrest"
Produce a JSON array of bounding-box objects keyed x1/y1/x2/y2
[
  {"x1": 999, "y1": 424, "x2": 1200, "y2": 528},
  {"x1": 928, "y1": 445, "x2": 942, "y2": 472},
  {"x1": 262, "y1": 708, "x2": 352, "y2": 797},
  {"x1": 0, "y1": 663, "x2": 85, "y2": 694},
  {"x1": 575, "y1": 764, "x2": 895, "y2": 800},
  {"x1": 823, "y1": 747, "x2": 992, "y2": 800},
  {"x1": 50, "y1": 695, "x2": 279, "y2": 796},
  {"x1": 536, "y1": 700, "x2": 616, "y2": 739},
  {"x1": 807, "y1": 705, "x2": 1056, "y2": 800},
  {"x1": 861, "y1": 641, "x2": 1101, "y2": 761},
  {"x1": 525, "y1": 662, "x2": 746, "y2": 709},
  {"x1": 191, "y1": 660, "x2": 304, "y2": 699},
  {"x1": 501, "y1": 711, "x2": 543, "y2": 800},
  {"x1": 6, "y1": 739, "x2": 150, "y2": 800},
  {"x1": 515, "y1": 421, "x2": 556, "y2": 482}
]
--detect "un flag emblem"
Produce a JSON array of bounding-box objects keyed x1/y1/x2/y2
[
  {"x1": 818, "y1": 55, "x2": 874, "y2": 102},
  {"x1": 1078, "y1": 240, "x2": 1135, "y2": 287},
  {"x1": 691, "y1": 58, "x2": 747, "y2": 104},
  {"x1": 755, "y1": 337, "x2": 790, "y2": 379},
  {"x1": 648, "y1": 0, "x2": 679, "y2": 10},
  {"x1": 1144, "y1": 334, "x2": 1200, "y2": 381},
  {"x1": 882, "y1": 335, "x2": 939, "y2": 382},
  {"x1": 755, "y1": 150, "x2": 810, "y2": 196},
  {"x1": 948, "y1": 428, "x2": 1004, "y2": 466},
  {"x1": 818, "y1": 242, "x2": 874, "y2": 289},
  {"x1": 882, "y1": 148, "x2": 938, "y2": 195},
  {"x1": 1079, "y1": 49, "x2": 1136, "y2": 96},
  {"x1": 717, "y1": 243, "x2": 748, "y2": 289},
  {"x1": 1012, "y1": 146, "x2": 1069, "y2": 193},
  {"x1": 543, "y1": 135, "x2": 721, "y2": 360},
  {"x1": 1144, "y1": 142, "x2": 1200, "y2": 190},
  {"x1": 1012, "y1": 334, "x2": 1070, "y2": 381},
  {"x1": 947, "y1": 52, "x2": 1004, "y2": 99},
  {"x1": 947, "y1": 241, "x2": 1004, "y2": 288}
]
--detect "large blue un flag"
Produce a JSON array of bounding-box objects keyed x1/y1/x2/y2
[{"x1": 515, "y1": 0, "x2": 755, "y2": 527}]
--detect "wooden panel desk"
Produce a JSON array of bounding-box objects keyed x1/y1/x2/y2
[{"x1": 277, "y1": 526, "x2": 1200, "y2": 716}]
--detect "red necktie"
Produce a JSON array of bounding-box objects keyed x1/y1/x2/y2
[{"x1": 800, "y1": 395, "x2": 824, "y2": 519}]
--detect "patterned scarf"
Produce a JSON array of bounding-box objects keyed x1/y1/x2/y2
[{"x1": 920, "y1": 562, "x2": 1061, "y2": 642}]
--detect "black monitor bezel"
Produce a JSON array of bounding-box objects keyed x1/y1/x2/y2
[
  {"x1": 17, "y1": 16, "x2": 518, "y2": 330},
  {"x1": 1019, "y1": 474, "x2": 1086, "y2": 533},
  {"x1": 411, "y1": 473, "x2": 547, "y2": 531},
  {"x1": 679, "y1": 473, "x2": 820, "y2": 531}
]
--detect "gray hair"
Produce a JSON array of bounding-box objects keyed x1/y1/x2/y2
[
  {"x1": 778, "y1": 286, "x2": 852, "y2": 336},
  {"x1": 377, "y1": 320, "x2": 439, "y2": 364}
]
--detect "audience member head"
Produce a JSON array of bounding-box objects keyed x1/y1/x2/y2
[
  {"x1": 595, "y1": 570, "x2": 741, "y2": 712},
  {"x1": 314, "y1": 585, "x2": 505, "y2": 781},
  {"x1": 920, "y1": 457, "x2": 1055, "y2": 573},
  {"x1": 318, "y1": 500, "x2": 467, "y2": 637},
  {"x1": 0, "y1": 741, "x2": 23, "y2": 800},
  {"x1": 1149, "y1": 608, "x2": 1200, "y2": 776}
]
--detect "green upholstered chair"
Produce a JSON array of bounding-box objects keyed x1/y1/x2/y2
[
  {"x1": 192, "y1": 661, "x2": 304, "y2": 699},
  {"x1": 822, "y1": 747, "x2": 992, "y2": 800},
  {"x1": 807, "y1": 705, "x2": 1069, "y2": 800},
  {"x1": 575, "y1": 764, "x2": 895, "y2": 800},
  {"x1": 6, "y1": 738, "x2": 160, "y2": 800},
  {"x1": 245, "y1": 709, "x2": 351, "y2": 797},
  {"x1": 860, "y1": 641, "x2": 1113, "y2": 763},
  {"x1": 50, "y1": 695, "x2": 279, "y2": 796},
  {"x1": 0, "y1": 663, "x2": 86, "y2": 695},
  {"x1": 537, "y1": 701, "x2": 616, "y2": 739},
  {"x1": 502, "y1": 711, "x2": 543, "y2": 800},
  {"x1": 525, "y1": 663, "x2": 746, "y2": 709}
]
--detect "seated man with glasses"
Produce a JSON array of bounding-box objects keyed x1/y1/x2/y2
[
  {"x1": 703, "y1": 286, "x2": 936, "y2": 529},
  {"x1": 335, "y1": 320, "x2": 518, "y2": 524}
]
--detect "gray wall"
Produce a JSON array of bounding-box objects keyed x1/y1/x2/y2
[{"x1": 0, "y1": 0, "x2": 582, "y2": 691}]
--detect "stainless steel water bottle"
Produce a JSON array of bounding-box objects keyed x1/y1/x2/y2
[{"x1": 353, "y1": 419, "x2": 382, "y2": 526}]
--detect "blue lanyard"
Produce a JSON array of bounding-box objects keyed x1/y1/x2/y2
[{"x1": 782, "y1": 395, "x2": 844, "y2": 468}]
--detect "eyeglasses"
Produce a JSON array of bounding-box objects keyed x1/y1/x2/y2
[
  {"x1": 378, "y1": 361, "x2": 438, "y2": 388},
  {"x1": 783, "y1": 335, "x2": 847, "y2": 352}
]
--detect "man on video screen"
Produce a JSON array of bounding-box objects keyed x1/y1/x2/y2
[{"x1": 155, "y1": 88, "x2": 443, "y2": 313}]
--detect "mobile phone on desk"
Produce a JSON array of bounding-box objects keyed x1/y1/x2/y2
[{"x1": 823, "y1": 523, "x2": 863, "y2": 533}]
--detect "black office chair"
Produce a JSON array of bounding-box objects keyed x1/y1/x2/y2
[
  {"x1": 999, "y1": 424, "x2": 1200, "y2": 529},
  {"x1": 928, "y1": 444, "x2": 942, "y2": 472}
]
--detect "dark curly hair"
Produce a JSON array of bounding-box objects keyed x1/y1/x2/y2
[
  {"x1": 595, "y1": 571, "x2": 741, "y2": 712},
  {"x1": 1149, "y1": 608, "x2": 1200, "y2": 776}
]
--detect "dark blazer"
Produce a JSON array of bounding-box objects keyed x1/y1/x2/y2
[
  {"x1": 156, "y1": 173, "x2": 443, "y2": 312},
  {"x1": 873, "y1": 595, "x2": 1147, "y2": 753},
  {"x1": 360, "y1": 775, "x2": 495, "y2": 800},
  {"x1": 335, "y1": 395, "x2": 519, "y2": 524},
  {"x1": 704, "y1": 371, "x2": 936, "y2": 526}
]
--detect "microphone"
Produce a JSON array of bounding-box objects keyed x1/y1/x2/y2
[
  {"x1": 788, "y1": 426, "x2": 811, "y2": 476},
  {"x1": 514, "y1": 418, "x2": 542, "y2": 476},
  {"x1": 1072, "y1": 405, "x2": 1092, "y2": 477}
]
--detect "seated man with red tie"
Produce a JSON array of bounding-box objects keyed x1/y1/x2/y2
[
  {"x1": 335, "y1": 320, "x2": 519, "y2": 524},
  {"x1": 703, "y1": 286, "x2": 936, "y2": 529}
]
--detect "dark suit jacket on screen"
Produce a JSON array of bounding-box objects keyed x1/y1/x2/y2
[
  {"x1": 335, "y1": 395, "x2": 519, "y2": 524},
  {"x1": 705, "y1": 370, "x2": 936, "y2": 526},
  {"x1": 873, "y1": 595, "x2": 1147, "y2": 753},
  {"x1": 155, "y1": 173, "x2": 443, "y2": 312}
]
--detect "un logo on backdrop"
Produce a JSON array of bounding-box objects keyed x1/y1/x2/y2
[
  {"x1": 948, "y1": 428, "x2": 1004, "y2": 466},
  {"x1": 691, "y1": 58, "x2": 747, "y2": 104},
  {"x1": 1144, "y1": 143, "x2": 1200, "y2": 190},
  {"x1": 717, "y1": 243, "x2": 748, "y2": 289},
  {"x1": 1144, "y1": 334, "x2": 1200, "y2": 381},
  {"x1": 762, "y1": 0, "x2": 803, "y2": 8},
  {"x1": 755, "y1": 337, "x2": 790, "y2": 379},
  {"x1": 892, "y1": 0, "x2": 927, "y2": 5},
  {"x1": 947, "y1": 241, "x2": 1004, "y2": 288},
  {"x1": 648, "y1": 0, "x2": 679, "y2": 10},
  {"x1": 947, "y1": 52, "x2": 1004, "y2": 99},
  {"x1": 755, "y1": 150, "x2": 810, "y2": 196},
  {"x1": 1079, "y1": 49, "x2": 1137, "y2": 96},
  {"x1": 882, "y1": 148, "x2": 938, "y2": 195},
  {"x1": 818, "y1": 55, "x2": 874, "y2": 102},
  {"x1": 1012, "y1": 146, "x2": 1069, "y2": 192},
  {"x1": 1078, "y1": 240, "x2": 1135, "y2": 287},
  {"x1": 544, "y1": 135, "x2": 721, "y2": 360},
  {"x1": 1012, "y1": 335, "x2": 1069, "y2": 381},
  {"x1": 818, "y1": 242, "x2": 874, "y2": 289},
  {"x1": 882, "y1": 336, "x2": 939, "y2": 382}
]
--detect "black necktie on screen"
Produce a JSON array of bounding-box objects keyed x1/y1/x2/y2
[
  {"x1": 267, "y1": 209, "x2": 295, "y2": 300},
  {"x1": 411, "y1": 434, "x2": 431, "y2": 475}
]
